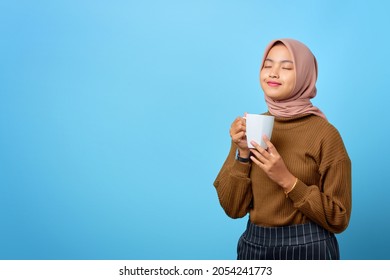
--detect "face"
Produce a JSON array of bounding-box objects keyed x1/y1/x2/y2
[{"x1": 260, "y1": 44, "x2": 296, "y2": 101}]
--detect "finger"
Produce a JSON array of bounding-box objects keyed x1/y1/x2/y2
[
  {"x1": 231, "y1": 125, "x2": 246, "y2": 138},
  {"x1": 230, "y1": 120, "x2": 246, "y2": 136},
  {"x1": 238, "y1": 116, "x2": 246, "y2": 127},
  {"x1": 232, "y1": 117, "x2": 243, "y2": 128},
  {"x1": 250, "y1": 140, "x2": 271, "y2": 160},
  {"x1": 233, "y1": 116, "x2": 246, "y2": 126},
  {"x1": 232, "y1": 131, "x2": 246, "y2": 143},
  {"x1": 250, "y1": 154, "x2": 264, "y2": 167},
  {"x1": 237, "y1": 115, "x2": 246, "y2": 122},
  {"x1": 249, "y1": 148, "x2": 268, "y2": 164},
  {"x1": 235, "y1": 122, "x2": 246, "y2": 135},
  {"x1": 262, "y1": 135, "x2": 277, "y2": 156}
]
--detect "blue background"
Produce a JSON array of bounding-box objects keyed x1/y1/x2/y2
[{"x1": 1, "y1": 0, "x2": 389, "y2": 260}]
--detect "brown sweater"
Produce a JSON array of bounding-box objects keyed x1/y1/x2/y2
[{"x1": 213, "y1": 114, "x2": 351, "y2": 233}]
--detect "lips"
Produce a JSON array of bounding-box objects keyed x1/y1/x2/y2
[{"x1": 267, "y1": 81, "x2": 282, "y2": 87}]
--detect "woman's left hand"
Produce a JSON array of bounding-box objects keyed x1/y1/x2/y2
[{"x1": 250, "y1": 135, "x2": 296, "y2": 191}]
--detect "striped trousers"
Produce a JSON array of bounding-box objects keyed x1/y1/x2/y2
[{"x1": 237, "y1": 220, "x2": 340, "y2": 260}]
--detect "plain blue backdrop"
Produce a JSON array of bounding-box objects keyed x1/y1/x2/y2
[{"x1": 1, "y1": 0, "x2": 389, "y2": 259}]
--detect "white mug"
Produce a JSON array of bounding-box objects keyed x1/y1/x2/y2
[{"x1": 245, "y1": 114, "x2": 275, "y2": 149}]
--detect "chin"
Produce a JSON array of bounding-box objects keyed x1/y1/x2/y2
[
  {"x1": 264, "y1": 90, "x2": 291, "y2": 101},
  {"x1": 264, "y1": 93, "x2": 281, "y2": 101}
]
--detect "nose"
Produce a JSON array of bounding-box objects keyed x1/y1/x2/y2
[{"x1": 269, "y1": 70, "x2": 279, "y2": 78}]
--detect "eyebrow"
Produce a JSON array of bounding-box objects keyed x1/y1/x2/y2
[{"x1": 265, "y1": 58, "x2": 294, "y2": 64}]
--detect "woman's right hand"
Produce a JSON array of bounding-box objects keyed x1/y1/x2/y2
[{"x1": 229, "y1": 115, "x2": 250, "y2": 158}]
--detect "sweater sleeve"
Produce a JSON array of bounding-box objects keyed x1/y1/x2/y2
[
  {"x1": 287, "y1": 131, "x2": 352, "y2": 233},
  {"x1": 213, "y1": 142, "x2": 253, "y2": 218}
]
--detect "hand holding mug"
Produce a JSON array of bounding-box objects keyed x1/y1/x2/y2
[{"x1": 229, "y1": 114, "x2": 250, "y2": 157}]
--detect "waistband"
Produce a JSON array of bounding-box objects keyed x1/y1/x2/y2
[{"x1": 244, "y1": 220, "x2": 333, "y2": 247}]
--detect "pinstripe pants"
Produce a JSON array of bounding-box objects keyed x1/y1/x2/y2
[{"x1": 237, "y1": 220, "x2": 340, "y2": 260}]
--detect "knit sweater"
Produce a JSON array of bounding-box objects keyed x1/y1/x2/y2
[{"x1": 213, "y1": 114, "x2": 351, "y2": 233}]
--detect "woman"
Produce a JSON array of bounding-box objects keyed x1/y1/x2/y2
[{"x1": 213, "y1": 38, "x2": 351, "y2": 260}]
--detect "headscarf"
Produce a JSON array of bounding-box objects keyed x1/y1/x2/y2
[{"x1": 260, "y1": 38, "x2": 327, "y2": 120}]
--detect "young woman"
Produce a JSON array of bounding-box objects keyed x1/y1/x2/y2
[{"x1": 213, "y1": 39, "x2": 351, "y2": 260}]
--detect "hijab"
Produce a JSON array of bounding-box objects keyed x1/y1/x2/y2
[{"x1": 261, "y1": 38, "x2": 327, "y2": 120}]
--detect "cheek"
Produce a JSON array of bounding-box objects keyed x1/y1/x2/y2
[
  {"x1": 259, "y1": 69, "x2": 268, "y2": 80},
  {"x1": 259, "y1": 73, "x2": 267, "y2": 88},
  {"x1": 286, "y1": 72, "x2": 296, "y2": 84},
  {"x1": 287, "y1": 74, "x2": 296, "y2": 89}
]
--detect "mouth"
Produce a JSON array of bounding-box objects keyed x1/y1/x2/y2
[{"x1": 267, "y1": 81, "x2": 282, "y2": 87}]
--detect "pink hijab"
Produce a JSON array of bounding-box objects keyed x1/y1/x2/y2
[{"x1": 261, "y1": 38, "x2": 327, "y2": 120}]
